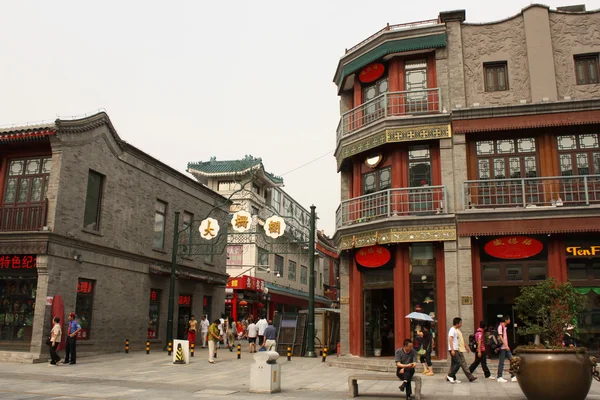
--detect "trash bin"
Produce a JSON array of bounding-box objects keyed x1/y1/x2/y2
[{"x1": 249, "y1": 350, "x2": 281, "y2": 393}]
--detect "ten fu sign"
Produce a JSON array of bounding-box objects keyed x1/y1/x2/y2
[{"x1": 567, "y1": 246, "x2": 600, "y2": 257}]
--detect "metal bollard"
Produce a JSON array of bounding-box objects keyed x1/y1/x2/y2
[
  {"x1": 190, "y1": 342, "x2": 195, "y2": 357},
  {"x1": 287, "y1": 346, "x2": 291, "y2": 361},
  {"x1": 237, "y1": 344, "x2": 241, "y2": 359},
  {"x1": 146, "y1": 341, "x2": 150, "y2": 354},
  {"x1": 125, "y1": 339, "x2": 129, "y2": 354},
  {"x1": 322, "y1": 347, "x2": 328, "y2": 362},
  {"x1": 168, "y1": 342, "x2": 172, "y2": 356}
]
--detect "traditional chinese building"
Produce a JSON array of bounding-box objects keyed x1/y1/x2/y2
[
  {"x1": 0, "y1": 112, "x2": 227, "y2": 362},
  {"x1": 187, "y1": 156, "x2": 332, "y2": 321},
  {"x1": 333, "y1": 4, "x2": 600, "y2": 359}
]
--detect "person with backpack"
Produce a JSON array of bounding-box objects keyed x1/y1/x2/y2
[
  {"x1": 497, "y1": 316, "x2": 517, "y2": 383},
  {"x1": 484, "y1": 325, "x2": 500, "y2": 357},
  {"x1": 469, "y1": 321, "x2": 492, "y2": 379}
]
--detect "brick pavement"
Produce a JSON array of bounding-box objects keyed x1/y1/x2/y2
[{"x1": 0, "y1": 347, "x2": 599, "y2": 399}]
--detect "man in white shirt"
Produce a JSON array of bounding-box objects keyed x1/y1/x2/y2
[
  {"x1": 218, "y1": 315, "x2": 225, "y2": 349},
  {"x1": 200, "y1": 315, "x2": 210, "y2": 348},
  {"x1": 256, "y1": 316, "x2": 268, "y2": 348},
  {"x1": 446, "y1": 317, "x2": 463, "y2": 384},
  {"x1": 247, "y1": 318, "x2": 258, "y2": 353}
]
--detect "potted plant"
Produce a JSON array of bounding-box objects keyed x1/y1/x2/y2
[{"x1": 511, "y1": 278, "x2": 598, "y2": 400}]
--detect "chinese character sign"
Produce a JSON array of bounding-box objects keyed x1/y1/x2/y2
[
  {"x1": 0, "y1": 255, "x2": 37, "y2": 269},
  {"x1": 231, "y1": 211, "x2": 251, "y2": 233},
  {"x1": 77, "y1": 280, "x2": 94, "y2": 294},
  {"x1": 264, "y1": 216, "x2": 286, "y2": 239},
  {"x1": 178, "y1": 295, "x2": 192, "y2": 305},
  {"x1": 199, "y1": 218, "x2": 220, "y2": 240},
  {"x1": 484, "y1": 236, "x2": 543, "y2": 259}
]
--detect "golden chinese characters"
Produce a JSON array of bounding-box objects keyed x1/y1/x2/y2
[
  {"x1": 235, "y1": 215, "x2": 249, "y2": 229},
  {"x1": 269, "y1": 221, "x2": 281, "y2": 234}
]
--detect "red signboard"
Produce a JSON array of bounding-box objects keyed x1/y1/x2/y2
[
  {"x1": 226, "y1": 275, "x2": 265, "y2": 292},
  {"x1": 178, "y1": 295, "x2": 192, "y2": 305},
  {"x1": 0, "y1": 255, "x2": 37, "y2": 269},
  {"x1": 355, "y1": 245, "x2": 391, "y2": 268},
  {"x1": 76, "y1": 328, "x2": 90, "y2": 340},
  {"x1": 150, "y1": 290, "x2": 158, "y2": 301},
  {"x1": 484, "y1": 236, "x2": 543, "y2": 259},
  {"x1": 358, "y1": 63, "x2": 385, "y2": 83},
  {"x1": 77, "y1": 280, "x2": 93, "y2": 294}
]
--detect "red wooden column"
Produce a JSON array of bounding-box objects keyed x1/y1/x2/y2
[
  {"x1": 471, "y1": 240, "x2": 483, "y2": 332},
  {"x1": 394, "y1": 245, "x2": 409, "y2": 350},
  {"x1": 435, "y1": 244, "x2": 448, "y2": 360},
  {"x1": 548, "y1": 237, "x2": 567, "y2": 282},
  {"x1": 349, "y1": 253, "x2": 364, "y2": 356}
]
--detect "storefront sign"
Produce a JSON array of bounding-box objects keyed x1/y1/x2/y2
[
  {"x1": 76, "y1": 280, "x2": 93, "y2": 294},
  {"x1": 566, "y1": 246, "x2": 600, "y2": 257},
  {"x1": 461, "y1": 296, "x2": 473, "y2": 305},
  {"x1": 484, "y1": 236, "x2": 543, "y2": 259},
  {"x1": 0, "y1": 255, "x2": 37, "y2": 269},
  {"x1": 226, "y1": 275, "x2": 265, "y2": 292},
  {"x1": 358, "y1": 63, "x2": 385, "y2": 83},
  {"x1": 46, "y1": 296, "x2": 53, "y2": 306},
  {"x1": 355, "y1": 245, "x2": 391, "y2": 268},
  {"x1": 178, "y1": 295, "x2": 192, "y2": 305},
  {"x1": 150, "y1": 290, "x2": 159, "y2": 301}
]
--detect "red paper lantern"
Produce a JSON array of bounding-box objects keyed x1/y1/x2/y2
[
  {"x1": 484, "y1": 236, "x2": 543, "y2": 259},
  {"x1": 239, "y1": 300, "x2": 248, "y2": 307},
  {"x1": 257, "y1": 302, "x2": 265, "y2": 309},
  {"x1": 355, "y1": 245, "x2": 391, "y2": 268}
]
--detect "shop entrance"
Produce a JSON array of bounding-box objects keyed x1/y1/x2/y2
[
  {"x1": 176, "y1": 294, "x2": 192, "y2": 340},
  {"x1": 0, "y1": 264, "x2": 38, "y2": 351},
  {"x1": 482, "y1": 286, "x2": 521, "y2": 349},
  {"x1": 363, "y1": 288, "x2": 395, "y2": 357}
]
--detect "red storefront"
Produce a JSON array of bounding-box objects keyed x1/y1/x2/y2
[{"x1": 225, "y1": 275, "x2": 266, "y2": 322}]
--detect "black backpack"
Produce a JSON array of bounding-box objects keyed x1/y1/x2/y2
[
  {"x1": 484, "y1": 329, "x2": 500, "y2": 353},
  {"x1": 468, "y1": 333, "x2": 478, "y2": 352}
]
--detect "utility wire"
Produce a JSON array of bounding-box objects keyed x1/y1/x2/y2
[{"x1": 280, "y1": 149, "x2": 334, "y2": 176}]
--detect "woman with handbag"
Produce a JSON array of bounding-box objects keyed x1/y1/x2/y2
[
  {"x1": 48, "y1": 316, "x2": 62, "y2": 366},
  {"x1": 417, "y1": 322, "x2": 434, "y2": 376}
]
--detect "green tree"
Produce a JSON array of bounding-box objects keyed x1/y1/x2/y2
[{"x1": 514, "y1": 278, "x2": 585, "y2": 347}]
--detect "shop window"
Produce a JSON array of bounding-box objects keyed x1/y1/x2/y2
[
  {"x1": 217, "y1": 180, "x2": 241, "y2": 191},
  {"x1": 482, "y1": 262, "x2": 547, "y2": 285},
  {"x1": 484, "y1": 62, "x2": 509, "y2": 92},
  {"x1": 227, "y1": 245, "x2": 243, "y2": 267},
  {"x1": 274, "y1": 255, "x2": 284, "y2": 277},
  {"x1": 363, "y1": 167, "x2": 391, "y2": 195},
  {"x1": 75, "y1": 279, "x2": 95, "y2": 340},
  {"x1": 482, "y1": 265, "x2": 501, "y2": 281},
  {"x1": 181, "y1": 212, "x2": 193, "y2": 255},
  {"x1": 0, "y1": 257, "x2": 37, "y2": 343},
  {"x1": 257, "y1": 247, "x2": 269, "y2": 267},
  {"x1": 505, "y1": 265, "x2": 523, "y2": 281},
  {"x1": 153, "y1": 200, "x2": 167, "y2": 249},
  {"x1": 528, "y1": 264, "x2": 547, "y2": 281},
  {"x1": 574, "y1": 54, "x2": 599, "y2": 85},
  {"x1": 271, "y1": 189, "x2": 281, "y2": 212},
  {"x1": 557, "y1": 133, "x2": 600, "y2": 176},
  {"x1": 475, "y1": 138, "x2": 537, "y2": 180},
  {"x1": 288, "y1": 260, "x2": 297, "y2": 281},
  {"x1": 4, "y1": 157, "x2": 51, "y2": 206},
  {"x1": 409, "y1": 244, "x2": 437, "y2": 354},
  {"x1": 405, "y1": 60, "x2": 428, "y2": 112},
  {"x1": 568, "y1": 260, "x2": 600, "y2": 282},
  {"x1": 148, "y1": 289, "x2": 161, "y2": 339},
  {"x1": 301, "y1": 265, "x2": 308, "y2": 284}
]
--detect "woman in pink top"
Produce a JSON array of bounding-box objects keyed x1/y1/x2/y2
[{"x1": 468, "y1": 321, "x2": 492, "y2": 378}]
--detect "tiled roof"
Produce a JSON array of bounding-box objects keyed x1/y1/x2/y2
[
  {"x1": 187, "y1": 155, "x2": 284, "y2": 184},
  {"x1": 0, "y1": 123, "x2": 56, "y2": 143},
  {"x1": 266, "y1": 282, "x2": 332, "y2": 304}
]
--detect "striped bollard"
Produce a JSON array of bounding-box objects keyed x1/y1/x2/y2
[
  {"x1": 322, "y1": 347, "x2": 328, "y2": 362},
  {"x1": 287, "y1": 346, "x2": 292, "y2": 361},
  {"x1": 146, "y1": 341, "x2": 150, "y2": 354},
  {"x1": 168, "y1": 342, "x2": 172, "y2": 356},
  {"x1": 237, "y1": 344, "x2": 241, "y2": 359},
  {"x1": 125, "y1": 339, "x2": 129, "y2": 354},
  {"x1": 190, "y1": 342, "x2": 195, "y2": 357}
]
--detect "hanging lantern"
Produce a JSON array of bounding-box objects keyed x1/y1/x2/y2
[
  {"x1": 239, "y1": 300, "x2": 248, "y2": 307},
  {"x1": 257, "y1": 302, "x2": 265, "y2": 309}
]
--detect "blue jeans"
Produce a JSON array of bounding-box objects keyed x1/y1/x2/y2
[{"x1": 497, "y1": 349, "x2": 514, "y2": 378}]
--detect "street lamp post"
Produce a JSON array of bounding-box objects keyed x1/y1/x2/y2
[
  {"x1": 165, "y1": 211, "x2": 180, "y2": 350},
  {"x1": 306, "y1": 205, "x2": 317, "y2": 357}
]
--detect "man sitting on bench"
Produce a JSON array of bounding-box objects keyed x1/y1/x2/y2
[{"x1": 395, "y1": 338, "x2": 418, "y2": 399}]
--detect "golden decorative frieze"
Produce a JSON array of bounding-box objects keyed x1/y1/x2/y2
[
  {"x1": 337, "y1": 124, "x2": 452, "y2": 167},
  {"x1": 338, "y1": 225, "x2": 456, "y2": 250}
]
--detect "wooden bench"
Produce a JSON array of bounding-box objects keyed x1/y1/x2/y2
[{"x1": 348, "y1": 374, "x2": 422, "y2": 399}]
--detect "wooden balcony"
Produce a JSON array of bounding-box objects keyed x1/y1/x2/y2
[{"x1": 0, "y1": 200, "x2": 47, "y2": 232}]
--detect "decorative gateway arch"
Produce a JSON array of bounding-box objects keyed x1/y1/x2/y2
[{"x1": 165, "y1": 174, "x2": 319, "y2": 357}]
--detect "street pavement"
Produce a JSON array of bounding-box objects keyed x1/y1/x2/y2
[{"x1": 0, "y1": 346, "x2": 600, "y2": 399}]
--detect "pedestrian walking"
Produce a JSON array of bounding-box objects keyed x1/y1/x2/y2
[
  {"x1": 247, "y1": 318, "x2": 258, "y2": 353},
  {"x1": 227, "y1": 318, "x2": 235, "y2": 351},
  {"x1": 64, "y1": 312, "x2": 81, "y2": 365},
  {"x1": 256, "y1": 316, "x2": 268, "y2": 348},
  {"x1": 208, "y1": 319, "x2": 221, "y2": 364},
  {"x1": 200, "y1": 315, "x2": 209, "y2": 348},
  {"x1": 262, "y1": 320, "x2": 277, "y2": 351},
  {"x1": 456, "y1": 327, "x2": 477, "y2": 382},
  {"x1": 446, "y1": 317, "x2": 476, "y2": 383},
  {"x1": 497, "y1": 316, "x2": 517, "y2": 382},
  {"x1": 395, "y1": 339, "x2": 418, "y2": 399},
  {"x1": 49, "y1": 316, "x2": 62, "y2": 366},
  {"x1": 469, "y1": 321, "x2": 492, "y2": 379},
  {"x1": 218, "y1": 314, "x2": 225, "y2": 349},
  {"x1": 417, "y1": 322, "x2": 434, "y2": 376},
  {"x1": 187, "y1": 315, "x2": 198, "y2": 346}
]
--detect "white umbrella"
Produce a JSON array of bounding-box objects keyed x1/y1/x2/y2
[{"x1": 405, "y1": 312, "x2": 434, "y2": 322}]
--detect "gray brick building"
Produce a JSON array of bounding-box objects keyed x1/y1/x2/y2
[{"x1": 0, "y1": 112, "x2": 227, "y2": 362}]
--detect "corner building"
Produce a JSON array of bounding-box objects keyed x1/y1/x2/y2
[{"x1": 333, "y1": 4, "x2": 600, "y2": 358}]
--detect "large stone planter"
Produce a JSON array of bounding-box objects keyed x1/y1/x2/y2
[{"x1": 511, "y1": 348, "x2": 595, "y2": 400}]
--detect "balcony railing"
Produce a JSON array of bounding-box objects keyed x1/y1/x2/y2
[
  {"x1": 336, "y1": 88, "x2": 442, "y2": 141},
  {"x1": 463, "y1": 176, "x2": 600, "y2": 210},
  {"x1": 345, "y1": 20, "x2": 440, "y2": 54},
  {"x1": 0, "y1": 201, "x2": 47, "y2": 231},
  {"x1": 336, "y1": 186, "x2": 447, "y2": 229}
]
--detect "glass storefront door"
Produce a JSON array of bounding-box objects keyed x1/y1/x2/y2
[
  {"x1": 0, "y1": 275, "x2": 37, "y2": 349},
  {"x1": 363, "y1": 268, "x2": 394, "y2": 357}
]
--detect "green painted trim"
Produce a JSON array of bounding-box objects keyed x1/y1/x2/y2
[{"x1": 337, "y1": 33, "x2": 446, "y2": 86}]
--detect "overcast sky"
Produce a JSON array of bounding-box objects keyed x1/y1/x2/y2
[{"x1": 2, "y1": 0, "x2": 599, "y2": 235}]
